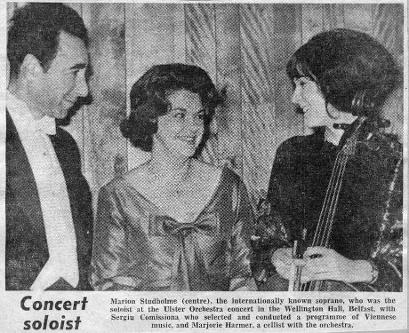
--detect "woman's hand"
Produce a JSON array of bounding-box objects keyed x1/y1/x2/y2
[
  {"x1": 301, "y1": 247, "x2": 372, "y2": 284},
  {"x1": 271, "y1": 246, "x2": 373, "y2": 284},
  {"x1": 271, "y1": 247, "x2": 305, "y2": 280}
]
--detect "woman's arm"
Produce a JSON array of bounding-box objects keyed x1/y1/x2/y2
[
  {"x1": 90, "y1": 186, "x2": 140, "y2": 290},
  {"x1": 254, "y1": 143, "x2": 294, "y2": 283},
  {"x1": 369, "y1": 154, "x2": 403, "y2": 291},
  {"x1": 229, "y1": 178, "x2": 257, "y2": 291}
]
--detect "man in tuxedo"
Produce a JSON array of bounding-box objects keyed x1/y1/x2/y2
[{"x1": 6, "y1": 3, "x2": 93, "y2": 290}]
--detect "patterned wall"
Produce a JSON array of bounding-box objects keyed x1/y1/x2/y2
[{"x1": 7, "y1": 3, "x2": 404, "y2": 209}]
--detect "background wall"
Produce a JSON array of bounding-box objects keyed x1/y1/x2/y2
[{"x1": 7, "y1": 3, "x2": 404, "y2": 209}]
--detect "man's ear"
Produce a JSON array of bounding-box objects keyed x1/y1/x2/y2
[{"x1": 20, "y1": 54, "x2": 43, "y2": 81}]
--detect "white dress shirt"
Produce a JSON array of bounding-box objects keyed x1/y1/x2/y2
[{"x1": 7, "y1": 92, "x2": 79, "y2": 290}]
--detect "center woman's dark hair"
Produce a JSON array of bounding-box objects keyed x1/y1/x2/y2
[
  {"x1": 286, "y1": 28, "x2": 400, "y2": 119},
  {"x1": 121, "y1": 63, "x2": 223, "y2": 152}
]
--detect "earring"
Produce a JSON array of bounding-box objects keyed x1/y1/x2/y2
[{"x1": 351, "y1": 90, "x2": 375, "y2": 116}]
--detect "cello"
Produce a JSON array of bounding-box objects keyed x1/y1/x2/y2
[{"x1": 252, "y1": 114, "x2": 402, "y2": 291}]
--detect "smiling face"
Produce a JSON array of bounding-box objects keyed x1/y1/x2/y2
[
  {"x1": 29, "y1": 31, "x2": 89, "y2": 119},
  {"x1": 154, "y1": 89, "x2": 205, "y2": 158},
  {"x1": 291, "y1": 77, "x2": 335, "y2": 129}
]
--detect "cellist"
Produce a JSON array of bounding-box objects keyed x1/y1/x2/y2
[{"x1": 255, "y1": 29, "x2": 402, "y2": 291}]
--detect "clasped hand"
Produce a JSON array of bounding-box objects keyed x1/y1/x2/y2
[{"x1": 271, "y1": 246, "x2": 371, "y2": 284}]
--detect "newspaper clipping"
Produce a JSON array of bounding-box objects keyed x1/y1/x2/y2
[{"x1": 1, "y1": 0, "x2": 407, "y2": 332}]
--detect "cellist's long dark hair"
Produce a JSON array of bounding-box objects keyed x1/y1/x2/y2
[{"x1": 287, "y1": 29, "x2": 400, "y2": 119}]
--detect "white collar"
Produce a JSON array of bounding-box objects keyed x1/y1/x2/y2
[{"x1": 7, "y1": 91, "x2": 56, "y2": 135}]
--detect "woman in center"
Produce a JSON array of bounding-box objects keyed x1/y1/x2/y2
[{"x1": 91, "y1": 63, "x2": 256, "y2": 291}]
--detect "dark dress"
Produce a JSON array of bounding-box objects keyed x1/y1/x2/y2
[
  {"x1": 254, "y1": 121, "x2": 402, "y2": 291},
  {"x1": 90, "y1": 166, "x2": 255, "y2": 291}
]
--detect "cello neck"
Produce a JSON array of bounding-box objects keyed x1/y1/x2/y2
[
  {"x1": 311, "y1": 117, "x2": 366, "y2": 248},
  {"x1": 296, "y1": 117, "x2": 366, "y2": 291}
]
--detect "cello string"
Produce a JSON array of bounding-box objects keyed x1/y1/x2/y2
[
  {"x1": 321, "y1": 155, "x2": 349, "y2": 247},
  {"x1": 320, "y1": 129, "x2": 362, "y2": 248},
  {"x1": 304, "y1": 151, "x2": 347, "y2": 291},
  {"x1": 315, "y1": 133, "x2": 359, "y2": 248},
  {"x1": 312, "y1": 151, "x2": 344, "y2": 245},
  {"x1": 300, "y1": 118, "x2": 365, "y2": 291},
  {"x1": 319, "y1": 152, "x2": 349, "y2": 244},
  {"x1": 312, "y1": 151, "x2": 346, "y2": 246},
  {"x1": 307, "y1": 154, "x2": 349, "y2": 291},
  {"x1": 323, "y1": 156, "x2": 349, "y2": 247},
  {"x1": 307, "y1": 144, "x2": 353, "y2": 290},
  {"x1": 313, "y1": 152, "x2": 350, "y2": 290}
]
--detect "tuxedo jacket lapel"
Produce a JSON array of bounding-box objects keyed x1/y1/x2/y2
[{"x1": 6, "y1": 111, "x2": 50, "y2": 289}]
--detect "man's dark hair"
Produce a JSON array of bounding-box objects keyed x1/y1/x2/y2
[
  {"x1": 287, "y1": 28, "x2": 400, "y2": 118},
  {"x1": 8, "y1": 3, "x2": 88, "y2": 78},
  {"x1": 120, "y1": 63, "x2": 223, "y2": 152}
]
